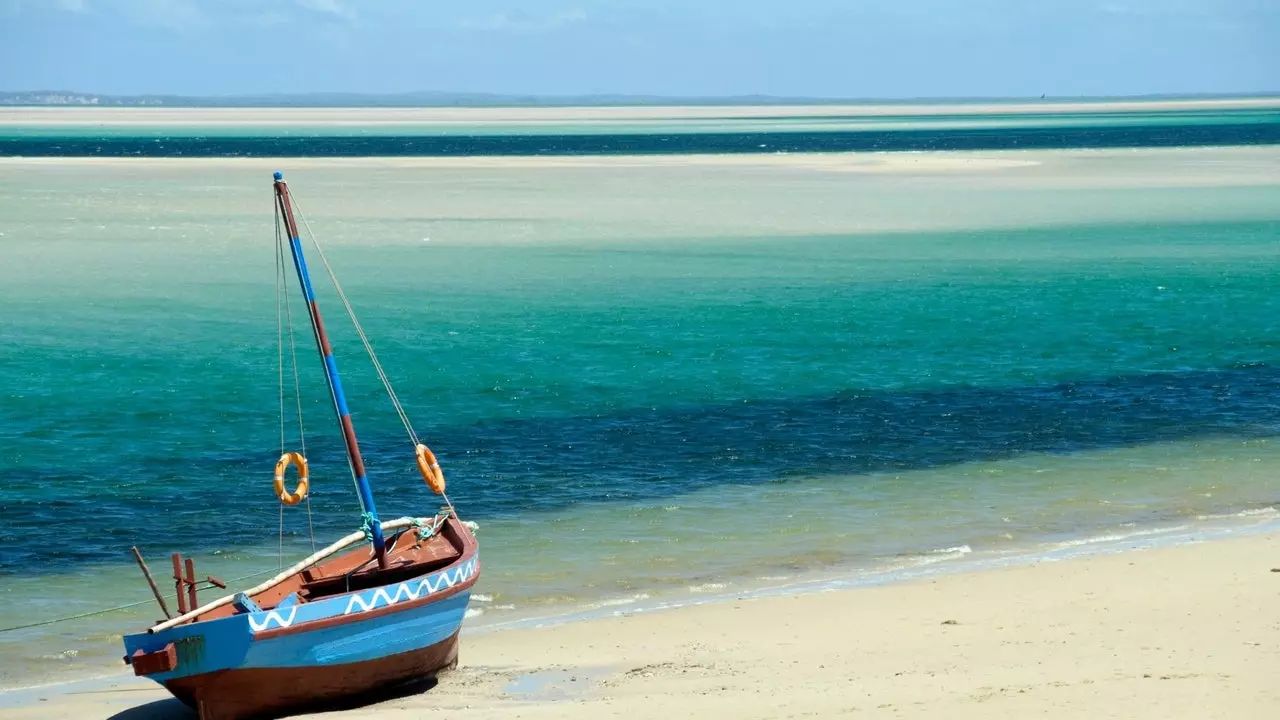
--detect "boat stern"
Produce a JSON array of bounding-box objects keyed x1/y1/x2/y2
[{"x1": 122, "y1": 615, "x2": 252, "y2": 684}]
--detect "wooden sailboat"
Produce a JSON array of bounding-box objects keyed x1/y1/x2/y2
[{"x1": 121, "y1": 172, "x2": 480, "y2": 720}]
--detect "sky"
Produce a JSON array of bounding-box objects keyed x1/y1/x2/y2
[{"x1": 0, "y1": 0, "x2": 1277, "y2": 98}]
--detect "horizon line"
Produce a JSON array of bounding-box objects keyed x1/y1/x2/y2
[{"x1": 3, "y1": 89, "x2": 1280, "y2": 109}]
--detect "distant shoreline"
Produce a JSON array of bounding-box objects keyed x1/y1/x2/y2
[
  {"x1": 3, "y1": 97, "x2": 1280, "y2": 126},
  {"x1": 2, "y1": 90, "x2": 1278, "y2": 109},
  {"x1": 0, "y1": 144, "x2": 1273, "y2": 170}
]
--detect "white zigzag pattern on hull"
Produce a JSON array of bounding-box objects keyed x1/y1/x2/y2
[
  {"x1": 343, "y1": 558, "x2": 478, "y2": 615},
  {"x1": 242, "y1": 558, "x2": 477, "y2": 633},
  {"x1": 247, "y1": 606, "x2": 298, "y2": 633}
]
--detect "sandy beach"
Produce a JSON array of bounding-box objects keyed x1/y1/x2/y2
[
  {"x1": 2, "y1": 529, "x2": 1275, "y2": 719},
  {"x1": 3, "y1": 145, "x2": 1275, "y2": 180}
]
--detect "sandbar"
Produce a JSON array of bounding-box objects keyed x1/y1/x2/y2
[{"x1": 1, "y1": 97, "x2": 1278, "y2": 127}]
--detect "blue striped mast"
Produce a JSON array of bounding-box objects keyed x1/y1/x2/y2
[{"x1": 273, "y1": 171, "x2": 387, "y2": 569}]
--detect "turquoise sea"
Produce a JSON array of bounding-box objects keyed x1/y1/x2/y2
[
  {"x1": 1, "y1": 106, "x2": 1279, "y2": 688},
  {"x1": 3, "y1": 102, "x2": 1280, "y2": 155}
]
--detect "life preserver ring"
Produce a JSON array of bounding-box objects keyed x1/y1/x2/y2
[
  {"x1": 273, "y1": 452, "x2": 309, "y2": 506},
  {"x1": 415, "y1": 443, "x2": 446, "y2": 495}
]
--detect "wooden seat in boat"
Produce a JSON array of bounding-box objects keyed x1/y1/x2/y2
[{"x1": 297, "y1": 527, "x2": 464, "y2": 600}]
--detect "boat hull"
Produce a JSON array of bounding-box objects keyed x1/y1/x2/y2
[
  {"x1": 123, "y1": 518, "x2": 479, "y2": 719},
  {"x1": 167, "y1": 628, "x2": 460, "y2": 720}
]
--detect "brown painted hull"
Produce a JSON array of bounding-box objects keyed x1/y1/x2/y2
[{"x1": 164, "y1": 630, "x2": 460, "y2": 720}]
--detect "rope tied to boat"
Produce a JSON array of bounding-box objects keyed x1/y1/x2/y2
[
  {"x1": 410, "y1": 516, "x2": 434, "y2": 541},
  {"x1": 0, "y1": 567, "x2": 279, "y2": 635},
  {"x1": 359, "y1": 512, "x2": 380, "y2": 541},
  {"x1": 411, "y1": 510, "x2": 458, "y2": 542}
]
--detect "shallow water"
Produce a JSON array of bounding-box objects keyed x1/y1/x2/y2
[
  {"x1": 2, "y1": 105, "x2": 1278, "y2": 155},
  {"x1": 0, "y1": 141, "x2": 1278, "y2": 687}
]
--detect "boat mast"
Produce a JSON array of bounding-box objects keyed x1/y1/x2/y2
[{"x1": 272, "y1": 171, "x2": 387, "y2": 569}]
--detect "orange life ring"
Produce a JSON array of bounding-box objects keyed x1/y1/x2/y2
[
  {"x1": 415, "y1": 443, "x2": 446, "y2": 495},
  {"x1": 273, "y1": 452, "x2": 310, "y2": 506}
]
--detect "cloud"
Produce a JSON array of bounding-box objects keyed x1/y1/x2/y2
[
  {"x1": 295, "y1": 0, "x2": 354, "y2": 21},
  {"x1": 4, "y1": 0, "x2": 350, "y2": 25},
  {"x1": 11, "y1": 0, "x2": 214, "y2": 29},
  {"x1": 0, "y1": 0, "x2": 87, "y2": 12},
  {"x1": 245, "y1": 10, "x2": 290, "y2": 28},
  {"x1": 123, "y1": 0, "x2": 210, "y2": 29},
  {"x1": 1095, "y1": 0, "x2": 1247, "y2": 16},
  {"x1": 458, "y1": 8, "x2": 587, "y2": 34}
]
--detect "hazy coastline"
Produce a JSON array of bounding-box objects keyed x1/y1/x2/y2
[{"x1": 2, "y1": 96, "x2": 1278, "y2": 127}]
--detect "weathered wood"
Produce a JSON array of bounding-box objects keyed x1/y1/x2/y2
[
  {"x1": 184, "y1": 558, "x2": 198, "y2": 611},
  {"x1": 149, "y1": 516, "x2": 425, "y2": 633},
  {"x1": 172, "y1": 553, "x2": 187, "y2": 615},
  {"x1": 131, "y1": 546, "x2": 172, "y2": 619},
  {"x1": 166, "y1": 630, "x2": 460, "y2": 720},
  {"x1": 206, "y1": 576, "x2": 227, "y2": 590},
  {"x1": 130, "y1": 643, "x2": 177, "y2": 676}
]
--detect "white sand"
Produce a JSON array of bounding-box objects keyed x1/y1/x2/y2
[
  {"x1": 2, "y1": 148, "x2": 1277, "y2": 258},
  {"x1": 0, "y1": 144, "x2": 1275, "y2": 176},
  {"x1": 3, "y1": 531, "x2": 1275, "y2": 719},
  {"x1": 1, "y1": 97, "x2": 1277, "y2": 126}
]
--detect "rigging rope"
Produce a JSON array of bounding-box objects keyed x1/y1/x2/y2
[
  {"x1": 276, "y1": 204, "x2": 319, "y2": 559},
  {"x1": 285, "y1": 191, "x2": 459, "y2": 529},
  {"x1": 276, "y1": 210, "x2": 286, "y2": 569},
  {"x1": 276, "y1": 210, "x2": 286, "y2": 458},
  {"x1": 0, "y1": 567, "x2": 279, "y2": 634},
  {"x1": 276, "y1": 212, "x2": 311, "y2": 468},
  {"x1": 290, "y1": 196, "x2": 424, "y2": 452}
]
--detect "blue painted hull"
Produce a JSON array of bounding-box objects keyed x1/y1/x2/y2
[{"x1": 123, "y1": 550, "x2": 478, "y2": 719}]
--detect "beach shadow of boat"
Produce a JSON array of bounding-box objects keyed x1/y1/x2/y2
[
  {"x1": 284, "y1": 676, "x2": 439, "y2": 716},
  {"x1": 106, "y1": 697, "x2": 193, "y2": 720},
  {"x1": 106, "y1": 677, "x2": 439, "y2": 720}
]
